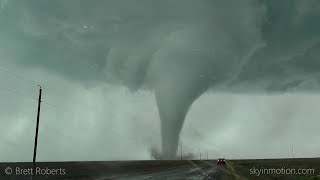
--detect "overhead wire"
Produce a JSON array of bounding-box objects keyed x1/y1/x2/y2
[
  {"x1": 0, "y1": 65, "x2": 41, "y2": 88},
  {"x1": 1, "y1": 66, "x2": 235, "y2": 159},
  {"x1": 38, "y1": 93, "x2": 147, "y2": 147},
  {"x1": 0, "y1": 87, "x2": 38, "y2": 101}
]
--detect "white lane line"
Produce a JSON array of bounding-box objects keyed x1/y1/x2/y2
[
  {"x1": 188, "y1": 161, "x2": 212, "y2": 179},
  {"x1": 95, "y1": 164, "x2": 193, "y2": 180},
  {"x1": 144, "y1": 175, "x2": 154, "y2": 179}
]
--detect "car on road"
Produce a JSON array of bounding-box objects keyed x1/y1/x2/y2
[{"x1": 217, "y1": 158, "x2": 226, "y2": 165}]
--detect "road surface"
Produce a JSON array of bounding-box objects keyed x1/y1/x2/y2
[
  {"x1": 107, "y1": 161, "x2": 222, "y2": 180},
  {"x1": 1, "y1": 160, "x2": 224, "y2": 180}
]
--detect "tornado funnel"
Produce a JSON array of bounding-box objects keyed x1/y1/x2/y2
[
  {"x1": 150, "y1": 50, "x2": 213, "y2": 159},
  {"x1": 155, "y1": 74, "x2": 210, "y2": 159}
]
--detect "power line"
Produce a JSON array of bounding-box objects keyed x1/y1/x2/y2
[
  {"x1": 18, "y1": 86, "x2": 147, "y2": 160},
  {"x1": 0, "y1": 65, "x2": 75, "y2": 101},
  {"x1": 0, "y1": 80, "x2": 157, "y2": 157},
  {"x1": 0, "y1": 87, "x2": 38, "y2": 101},
  {"x1": 40, "y1": 100, "x2": 145, "y2": 146},
  {"x1": 0, "y1": 84, "x2": 145, "y2": 153},
  {"x1": 42, "y1": 101, "x2": 65, "y2": 110},
  {"x1": 41, "y1": 101, "x2": 86, "y2": 121},
  {"x1": 0, "y1": 66, "x2": 40, "y2": 87}
]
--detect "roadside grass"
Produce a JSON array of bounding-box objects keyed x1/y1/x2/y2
[{"x1": 224, "y1": 158, "x2": 320, "y2": 180}]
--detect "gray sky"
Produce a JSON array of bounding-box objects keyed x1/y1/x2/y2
[{"x1": 0, "y1": 0, "x2": 319, "y2": 161}]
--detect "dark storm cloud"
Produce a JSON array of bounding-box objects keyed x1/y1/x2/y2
[
  {"x1": 1, "y1": 0, "x2": 319, "y2": 91},
  {"x1": 0, "y1": 0, "x2": 262, "y2": 85}
]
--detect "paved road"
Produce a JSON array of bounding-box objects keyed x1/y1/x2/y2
[
  {"x1": 0, "y1": 160, "x2": 223, "y2": 180},
  {"x1": 113, "y1": 161, "x2": 222, "y2": 180}
]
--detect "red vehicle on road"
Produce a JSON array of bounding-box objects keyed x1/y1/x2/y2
[{"x1": 217, "y1": 158, "x2": 226, "y2": 165}]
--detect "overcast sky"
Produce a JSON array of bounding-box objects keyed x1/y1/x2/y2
[{"x1": 0, "y1": 0, "x2": 320, "y2": 162}]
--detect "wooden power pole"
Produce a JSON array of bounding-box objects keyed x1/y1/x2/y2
[{"x1": 32, "y1": 86, "x2": 42, "y2": 180}]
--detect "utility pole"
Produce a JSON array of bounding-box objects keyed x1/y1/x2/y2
[
  {"x1": 32, "y1": 86, "x2": 42, "y2": 180},
  {"x1": 200, "y1": 152, "x2": 201, "y2": 160},
  {"x1": 180, "y1": 141, "x2": 182, "y2": 160},
  {"x1": 207, "y1": 151, "x2": 208, "y2": 160},
  {"x1": 292, "y1": 145, "x2": 295, "y2": 159}
]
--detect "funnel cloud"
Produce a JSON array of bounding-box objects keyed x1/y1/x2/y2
[{"x1": 0, "y1": 0, "x2": 320, "y2": 159}]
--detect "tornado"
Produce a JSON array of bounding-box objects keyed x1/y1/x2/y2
[
  {"x1": 148, "y1": 37, "x2": 221, "y2": 158},
  {"x1": 154, "y1": 74, "x2": 209, "y2": 159}
]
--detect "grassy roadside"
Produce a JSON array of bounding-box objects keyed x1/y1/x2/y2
[
  {"x1": 224, "y1": 158, "x2": 320, "y2": 180},
  {"x1": 199, "y1": 160, "x2": 246, "y2": 180},
  {"x1": 223, "y1": 161, "x2": 247, "y2": 180}
]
